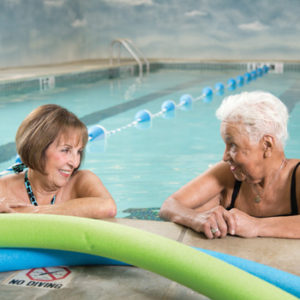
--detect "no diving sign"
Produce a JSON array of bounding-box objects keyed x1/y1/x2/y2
[{"x1": 2, "y1": 267, "x2": 73, "y2": 289}]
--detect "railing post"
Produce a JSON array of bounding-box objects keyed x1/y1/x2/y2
[{"x1": 110, "y1": 39, "x2": 150, "y2": 77}]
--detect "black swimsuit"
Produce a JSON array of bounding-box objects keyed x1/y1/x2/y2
[{"x1": 226, "y1": 162, "x2": 300, "y2": 215}]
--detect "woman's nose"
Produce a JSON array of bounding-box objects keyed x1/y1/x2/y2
[
  {"x1": 69, "y1": 152, "x2": 80, "y2": 168},
  {"x1": 223, "y1": 146, "x2": 230, "y2": 162}
]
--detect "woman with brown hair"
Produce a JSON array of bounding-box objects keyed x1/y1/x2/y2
[{"x1": 0, "y1": 104, "x2": 116, "y2": 218}]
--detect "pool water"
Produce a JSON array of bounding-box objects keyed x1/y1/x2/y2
[{"x1": 0, "y1": 68, "x2": 299, "y2": 218}]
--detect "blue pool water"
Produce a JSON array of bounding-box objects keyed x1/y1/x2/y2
[{"x1": 0, "y1": 67, "x2": 299, "y2": 218}]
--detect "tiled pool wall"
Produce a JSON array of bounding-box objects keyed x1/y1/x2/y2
[{"x1": 1, "y1": 61, "x2": 299, "y2": 97}]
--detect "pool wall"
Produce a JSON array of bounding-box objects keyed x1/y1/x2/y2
[{"x1": 2, "y1": 61, "x2": 300, "y2": 97}]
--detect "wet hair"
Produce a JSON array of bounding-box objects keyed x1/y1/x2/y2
[
  {"x1": 216, "y1": 91, "x2": 289, "y2": 148},
  {"x1": 16, "y1": 104, "x2": 88, "y2": 174}
]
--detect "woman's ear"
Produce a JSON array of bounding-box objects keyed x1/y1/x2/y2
[{"x1": 262, "y1": 135, "x2": 274, "y2": 158}]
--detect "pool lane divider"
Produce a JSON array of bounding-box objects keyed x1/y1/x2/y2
[
  {"x1": 0, "y1": 66, "x2": 269, "y2": 175},
  {"x1": 0, "y1": 75, "x2": 228, "y2": 167},
  {"x1": 87, "y1": 66, "x2": 269, "y2": 142},
  {"x1": 0, "y1": 213, "x2": 295, "y2": 300},
  {"x1": 1, "y1": 247, "x2": 299, "y2": 298}
]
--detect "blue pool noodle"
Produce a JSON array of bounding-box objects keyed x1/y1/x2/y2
[
  {"x1": 0, "y1": 247, "x2": 299, "y2": 298},
  {"x1": 0, "y1": 248, "x2": 128, "y2": 271},
  {"x1": 199, "y1": 248, "x2": 300, "y2": 298}
]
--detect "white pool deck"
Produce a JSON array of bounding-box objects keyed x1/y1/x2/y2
[
  {"x1": 1, "y1": 59, "x2": 300, "y2": 83},
  {"x1": 0, "y1": 60, "x2": 299, "y2": 299},
  {"x1": 0, "y1": 59, "x2": 112, "y2": 82},
  {"x1": 0, "y1": 58, "x2": 266, "y2": 83}
]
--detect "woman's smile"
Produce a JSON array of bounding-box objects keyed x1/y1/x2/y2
[{"x1": 59, "y1": 168, "x2": 73, "y2": 178}]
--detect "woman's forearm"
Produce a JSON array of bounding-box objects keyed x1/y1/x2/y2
[
  {"x1": 230, "y1": 208, "x2": 300, "y2": 239},
  {"x1": 160, "y1": 197, "x2": 236, "y2": 239},
  {"x1": 256, "y1": 215, "x2": 300, "y2": 238},
  {"x1": 13, "y1": 197, "x2": 117, "y2": 219},
  {"x1": 159, "y1": 197, "x2": 202, "y2": 229}
]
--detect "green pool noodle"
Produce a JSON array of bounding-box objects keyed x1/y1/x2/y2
[{"x1": 0, "y1": 214, "x2": 295, "y2": 300}]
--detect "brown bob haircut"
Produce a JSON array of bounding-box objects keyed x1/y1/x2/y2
[{"x1": 16, "y1": 104, "x2": 88, "y2": 174}]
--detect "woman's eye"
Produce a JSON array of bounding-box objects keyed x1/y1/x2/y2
[{"x1": 229, "y1": 143, "x2": 237, "y2": 151}]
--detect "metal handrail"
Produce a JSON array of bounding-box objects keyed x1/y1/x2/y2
[
  {"x1": 124, "y1": 39, "x2": 150, "y2": 74},
  {"x1": 110, "y1": 39, "x2": 149, "y2": 77}
]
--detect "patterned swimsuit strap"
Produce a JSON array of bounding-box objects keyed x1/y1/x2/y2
[
  {"x1": 24, "y1": 170, "x2": 56, "y2": 206},
  {"x1": 12, "y1": 162, "x2": 27, "y2": 173}
]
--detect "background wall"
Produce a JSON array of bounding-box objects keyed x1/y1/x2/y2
[{"x1": 0, "y1": 0, "x2": 300, "y2": 68}]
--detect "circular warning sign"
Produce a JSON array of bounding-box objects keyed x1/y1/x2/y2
[{"x1": 26, "y1": 267, "x2": 71, "y2": 282}]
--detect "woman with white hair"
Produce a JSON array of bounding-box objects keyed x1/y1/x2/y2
[{"x1": 159, "y1": 91, "x2": 300, "y2": 239}]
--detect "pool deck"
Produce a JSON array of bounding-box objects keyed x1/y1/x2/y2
[
  {"x1": 0, "y1": 218, "x2": 299, "y2": 299},
  {"x1": 2, "y1": 58, "x2": 297, "y2": 83},
  {"x1": 0, "y1": 59, "x2": 113, "y2": 83},
  {"x1": 1, "y1": 58, "x2": 300, "y2": 82}
]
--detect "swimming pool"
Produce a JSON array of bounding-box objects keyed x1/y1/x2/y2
[{"x1": 0, "y1": 65, "x2": 299, "y2": 218}]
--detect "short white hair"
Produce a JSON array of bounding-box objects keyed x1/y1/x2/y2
[{"x1": 216, "y1": 91, "x2": 289, "y2": 147}]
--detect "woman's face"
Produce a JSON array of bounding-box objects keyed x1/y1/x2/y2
[
  {"x1": 44, "y1": 130, "x2": 84, "y2": 188},
  {"x1": 221, "y1": 121, "x2": 264, "y2": 183}
]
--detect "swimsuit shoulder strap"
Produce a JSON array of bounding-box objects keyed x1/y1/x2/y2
[
  {"x1": 24, "y1": 170, "x2": 56, "y2": 206},
  {"x1": 290, "y1": 162, "x2": 300, "y2": 215},
  {"x1": 227, "y1": 180, "x2": 242, "y2": 210}
]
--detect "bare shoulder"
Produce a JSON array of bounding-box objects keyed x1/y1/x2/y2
[
  {"x1": 181, "y1": 161, "x2": 235, "y2": 191},
  {"x1": 292, "y1": 159, "x2": 300, "y2": 188},
  {"x1": 293, "y1": 159, "x2": 300, "y2": 172},
  {"x1": 0, "y1": 173, "x2": 22, "y2": 186},
  {"x1": 70, "y1": 170, "x2": 102, "y2": 189},
  {"x1": 0, "y1": 173, "x2": 26, "y2": 199},
  {"x1": 289, "y1": 159, "x2": 300, "y2": 214},
  {"x1": 0, "y1": 175, "x2": 5, "y2": 193},
  {"x1": 287, "y1": 159, "x2": 300, "y2": 178},
  {"x1": 201, "y1": 161, "x2": 235, "y2": 187},
  {"x1": 72, "y1": 169, "x2": 99, "y2": 181},
  {"x1": 173, "y1": 161, "x2": 235, "y2": 204},
  {"x1": 70, "y1": 169, "x2": 110, "y2": 198}
]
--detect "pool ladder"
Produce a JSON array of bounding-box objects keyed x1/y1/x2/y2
[{"x1": 110, "y1": 38, "x2": 150, "y2": 77}]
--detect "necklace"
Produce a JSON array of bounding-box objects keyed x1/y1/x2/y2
[
  {"x1": 253, "y1": 158, "x2": 287, "y2": 204},
  {"x1": 24, "y1": 170, "x2": 56, "y2": 206},
  {"x1": 254, "y1": 195, "x2": 261, "y2": 203}
]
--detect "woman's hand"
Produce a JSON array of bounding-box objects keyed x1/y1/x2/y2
[
  {"x1": 0, "y1": 198, "x2": 31, "y2": 213},
  {"x1": 0, "y1": 201, "x2": 14, "y2": 213},
  {"x1": 192, "y1": 205, "x2": 236, "y2": 239},
  {"x1": 228, "y1": 208, "x2": 259, "y2": 238}
]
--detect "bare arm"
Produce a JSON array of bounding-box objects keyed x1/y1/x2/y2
[
  {"x1": 230, "y1": 209, "x2": 300, "y2": 238},
  {"x1": 159, "y1": 162, "x2": 236, "y2": 238},
  {"x1": 12, "y1": 170, "x2": 117, "y2": 219},
  {"x1": 257, "y1": 215, "x2": 300, "y2": 238}
]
